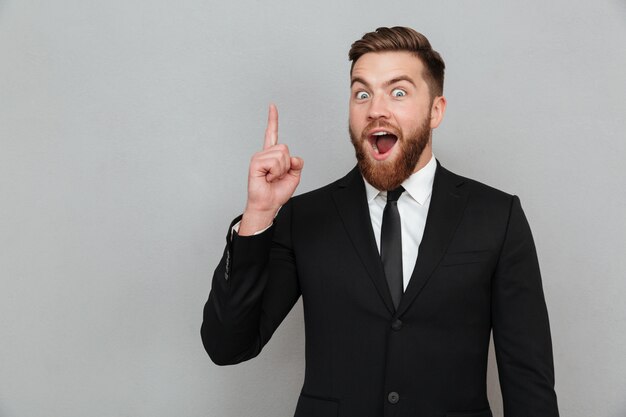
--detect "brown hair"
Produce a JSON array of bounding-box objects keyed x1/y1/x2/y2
[{"x1": 349, "y1": 27, "x2": 445, "y2": 97}]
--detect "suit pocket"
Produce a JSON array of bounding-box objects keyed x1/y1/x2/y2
[
  {"x1": 446, "y1": 408, "x2": 492, "y2": 417},
  {"x1": 440, "y1": 250, "x2": 492, "y2": 266},
  {"x1": 294, "y1": 393, "x2": 339, "y2": 417}
]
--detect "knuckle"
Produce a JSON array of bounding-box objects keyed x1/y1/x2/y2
[{"x1": 270, "y1": 158, "x2": 282, "y2": 170}]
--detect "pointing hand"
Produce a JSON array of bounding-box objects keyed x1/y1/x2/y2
[{"x1": 239, "y1": 104, "x2": 304, "y2": 235}]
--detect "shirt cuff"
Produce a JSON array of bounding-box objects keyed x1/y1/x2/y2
[
  {"x1": 231, "y1": 220, "x2": 273, "y2": 238},
  {"x1": 229, "y1": 206, "x2": 282, "y2": 239}
]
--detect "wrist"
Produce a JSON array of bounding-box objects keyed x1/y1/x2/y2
[{"x1": 239, "y1": 208, "x2": 278, "y2": 236}]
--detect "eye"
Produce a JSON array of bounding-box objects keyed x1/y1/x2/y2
[
  {"x1": 355, "y1": 91, "x2": 370, "y2": 100},
  {"x1": 392, "y1": 88, "x2": 407, "y2": 97}
]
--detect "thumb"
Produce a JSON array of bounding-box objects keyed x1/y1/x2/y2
[{"x1": 289, "y1": 157, "x2": 304, "y2": 176}]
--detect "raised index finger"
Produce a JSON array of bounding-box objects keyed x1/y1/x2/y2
[{"x1": 263, "y1": 103, "x2": 278, "y2": 150}]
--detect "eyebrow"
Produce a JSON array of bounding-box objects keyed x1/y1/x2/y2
[{"x1": 350, "y1": 75, "x2": 417, "y2": 89}]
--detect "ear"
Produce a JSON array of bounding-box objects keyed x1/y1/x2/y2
[{"x1": 429, "y1": 95, "x2": 447, "y2": 129}]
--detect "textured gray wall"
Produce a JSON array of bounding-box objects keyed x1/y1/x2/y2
[{"x1": 1, "y1": 1, "x2": 625, "y2": 416}]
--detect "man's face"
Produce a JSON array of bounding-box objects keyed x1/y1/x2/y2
[{"x1": 349, "y1": 51, "x2": 443, "y2": 191}]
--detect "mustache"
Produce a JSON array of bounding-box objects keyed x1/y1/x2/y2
[{"x1": 360, "y1": 120, "x2": 401, "y2": 138}]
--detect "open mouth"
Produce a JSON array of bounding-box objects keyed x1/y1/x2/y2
[{"x1": 368, "y1": 131, "x2": 398, "y2": 156}]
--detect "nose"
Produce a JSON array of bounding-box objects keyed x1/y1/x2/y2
[{"x1": 367, "y1": 95, "x2": 390, "y2": 120}]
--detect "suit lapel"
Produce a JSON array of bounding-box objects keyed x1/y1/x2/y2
[
  {"x1": 396, "y1": 161, "x2": 469, "y2": 317},
  {"x1": 332, "y1": 167, "x2": 396, "y2": 315}
]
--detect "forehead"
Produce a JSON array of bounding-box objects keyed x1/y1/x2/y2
[{"x1": 351, "y1": 51, "x2": 426, "y2": 85}]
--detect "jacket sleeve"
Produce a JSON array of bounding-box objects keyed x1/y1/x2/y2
[
  {"x1": 201, "y1": 201, "x2": 301, "y2": 366},
  {"x1": 492, "y1": 195, "x2": 559, "y2": 416}
]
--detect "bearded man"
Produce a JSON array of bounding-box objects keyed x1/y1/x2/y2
[{"x1": 202, "y1": 27, "x2": 559, "y2": 417}]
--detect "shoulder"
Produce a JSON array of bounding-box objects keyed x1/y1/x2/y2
[
  {"x1": 290, "y1": 166, "x2": 361, "y2": 205},
  {"x1": 273, "y1": 168, "x2": 359, "y2": 233},
  {"x1": 436, "y1": 162, "x2": 517, "y2": 209}
]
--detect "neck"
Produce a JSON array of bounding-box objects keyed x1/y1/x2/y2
[{"x1": 412, "y1": 143, "x2": 433, "y2": 173}]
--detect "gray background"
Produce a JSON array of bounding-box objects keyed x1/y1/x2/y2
[{"x1": 1, "y1": 0, "x2": 625, "y2": 416}]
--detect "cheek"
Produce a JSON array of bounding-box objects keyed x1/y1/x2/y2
[
  {"x1": 348, "y1": 108, "x2": 364, "y2": 128},
  {"x1": 396, "y1": 105, "x2": 428, "y2": 127},
  {"x1": 348, "y1": 104, "x2": 360, "y2": 117}
]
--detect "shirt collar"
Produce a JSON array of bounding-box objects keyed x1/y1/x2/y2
[{"x1": 364, "y1": 153, "x2": 437, "y2": 206}]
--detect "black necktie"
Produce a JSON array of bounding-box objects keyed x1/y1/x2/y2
[{"x1": 381, "y1": 186, "x2": 405, "y2": 310}]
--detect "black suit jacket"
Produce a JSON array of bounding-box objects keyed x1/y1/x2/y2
[{"x1": 202, "y1": 161, "x2": 559, "y2": 417}]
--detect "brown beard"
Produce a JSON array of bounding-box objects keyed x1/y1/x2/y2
[{"x1": 349, "y1": 116, "x2": 431, "y2": 191}]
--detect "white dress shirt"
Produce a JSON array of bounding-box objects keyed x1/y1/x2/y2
[{"x1": 363, "y1": 154, "x2": 436, "y2": 290}]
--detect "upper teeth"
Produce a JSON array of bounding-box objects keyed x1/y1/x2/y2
[{"x1": 373, "y1": 131, "x2": 389, "y2": 136}]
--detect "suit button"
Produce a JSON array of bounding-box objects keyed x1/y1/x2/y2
[
  {"x1": 391, "y1": 319, "x2": 402, "y2": 331},
  {"x1": 387, "y1": 391, "x2": 400, "y2": 404}
]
